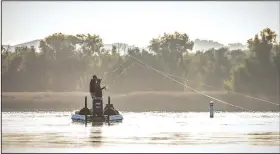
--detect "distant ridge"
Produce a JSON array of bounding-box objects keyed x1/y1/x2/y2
[
  {"x1": 193, "y1": 39, "x2": 246, "y2": 51},
  {"x1": 2, "y1": 40, "x2": 41, "y2": 52},
  {"x1": 2, "y1": 38, "x2": 247, "y2": 52}
]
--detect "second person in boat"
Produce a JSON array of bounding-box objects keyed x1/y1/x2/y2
[{"x1": 95, "y1": 78, "x2": 106, "y2": 98}]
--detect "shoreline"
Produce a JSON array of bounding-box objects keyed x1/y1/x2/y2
[{"x1": 2, "y1": 91, "x2": 279, "y2": 112}]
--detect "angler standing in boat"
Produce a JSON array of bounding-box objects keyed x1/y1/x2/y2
[
  {"x1": 78, "y1": 75, "x2": 97, "y2": 116},
  {"x1": 93, "y1": 78, "x2": 106, "y2": 117}
]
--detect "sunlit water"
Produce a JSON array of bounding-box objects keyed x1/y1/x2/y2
[{"x1": 2, "y1": 111, "x2": 280, "y2": 153}]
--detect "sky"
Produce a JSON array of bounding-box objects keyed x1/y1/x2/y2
[{"x1": 1, "y1": 1, "x2": 280, "y2": 47}]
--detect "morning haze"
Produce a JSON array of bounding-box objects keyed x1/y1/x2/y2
[
  {"x1": 2, "y1": 1, "x2": 279, "y2": 46},
  {"x1": 1, "y1": 1, "x2": 280, "y2": 112}
]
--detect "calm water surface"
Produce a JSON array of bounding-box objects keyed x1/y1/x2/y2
[{"x1": 2, "y1": 111, "x2": 280, "y2": 153}]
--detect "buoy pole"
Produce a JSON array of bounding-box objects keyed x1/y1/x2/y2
[
  {"x1": 85, "y1": 96, "x2": 87, "y2": 127},
  {"x1": 108, "y1": 96, "x2": 110, "y2": 125},
  {"x1": 210, "y1": 101, "x2": 214, "y2": 118},
  {"x1": 277, "y1": 68, "x2": 280, "y2": 105}
]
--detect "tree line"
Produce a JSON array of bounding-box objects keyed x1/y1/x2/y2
[{"x1": 1, "y1": 28, "x2": 279, "y2": 101}]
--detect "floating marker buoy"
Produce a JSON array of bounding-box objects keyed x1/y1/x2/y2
[
  {"x1": 85, "y1": 96, "x2": 87, "y2": 126},
  {"x1": 108, "y1": 96, "x2": 111, "y2": 125},
  {"x1": 210, "y1": 101, "x2": 214, "y2": 118}
]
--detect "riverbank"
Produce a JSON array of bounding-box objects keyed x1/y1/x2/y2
[{"x1": 1, "y1": 91, "x2": 279, "y2": 112}]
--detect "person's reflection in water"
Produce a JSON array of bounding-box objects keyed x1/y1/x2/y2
[
  {"x1": 88, "y1": 122, "x2": 122, "y2": 147},
  {"x1": 89, "y1": 125, "x2": 104, "y2": 147}
]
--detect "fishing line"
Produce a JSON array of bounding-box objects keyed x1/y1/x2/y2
[
  {"x1": 129, "y1": 55, "x2": 253, "y2": 112},
  {"x1": 110, "y1": 63, "x2": 135, "y2": 84},
  {"x1": 102, "y1": 56, "x2": 131, "y2": 82},
  {"x1": 160, "y1": 71, "x2": 279, "y2": 106},
  {"x1": 124, "y1": 54, "x2": 277, "y2": 106},
  {"x1": 101, "y1": 62, "x2": 136, "y2": 92}
]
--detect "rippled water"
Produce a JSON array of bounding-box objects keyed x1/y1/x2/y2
[{"x1": 2, "y1": 112, "x2": 280, "y2": 153}]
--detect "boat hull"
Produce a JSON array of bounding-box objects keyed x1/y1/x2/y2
[{"x1": 71, "y1": 111, "x2": 123, "y2": 123}]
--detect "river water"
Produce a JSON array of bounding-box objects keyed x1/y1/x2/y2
[{"x1": 2, "y1": 111, "x2": 280, "y2": 153}]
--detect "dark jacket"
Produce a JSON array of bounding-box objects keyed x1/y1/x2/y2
[
  {"x1": 95, "y1": 83, "x2": 103, "y2": 97},
  {"x1": 90, "y1": 79, "x2": 96, "y2": 93}
]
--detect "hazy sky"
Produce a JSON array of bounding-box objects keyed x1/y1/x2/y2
[{"x1": 2, "y1": 1, "x2": 280, "y2": 47}]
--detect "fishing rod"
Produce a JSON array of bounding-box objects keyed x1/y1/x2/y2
[
  {"x1": 100, "y1": 54, "x2": 277, "y2": 111},
  {"x1": 102, "y1": 56, "x2": 131, "y2": 82}
]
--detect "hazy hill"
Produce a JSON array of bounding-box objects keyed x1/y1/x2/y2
[
  {"x1": 227, "y1": 43, "x2": 247, "y2": 50},
  {"x1": 193, "y1": 39, "x2": 224, "y2": 51},
  {"x1": 193, "y1": 39, "x2": 246, "y2": 51},
  {"x1": 2, "y1": 40, "x2": 41, "y2": 52},
  {"x1": 2, "y1": 39, "x2": 247, "y2": 53}
]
